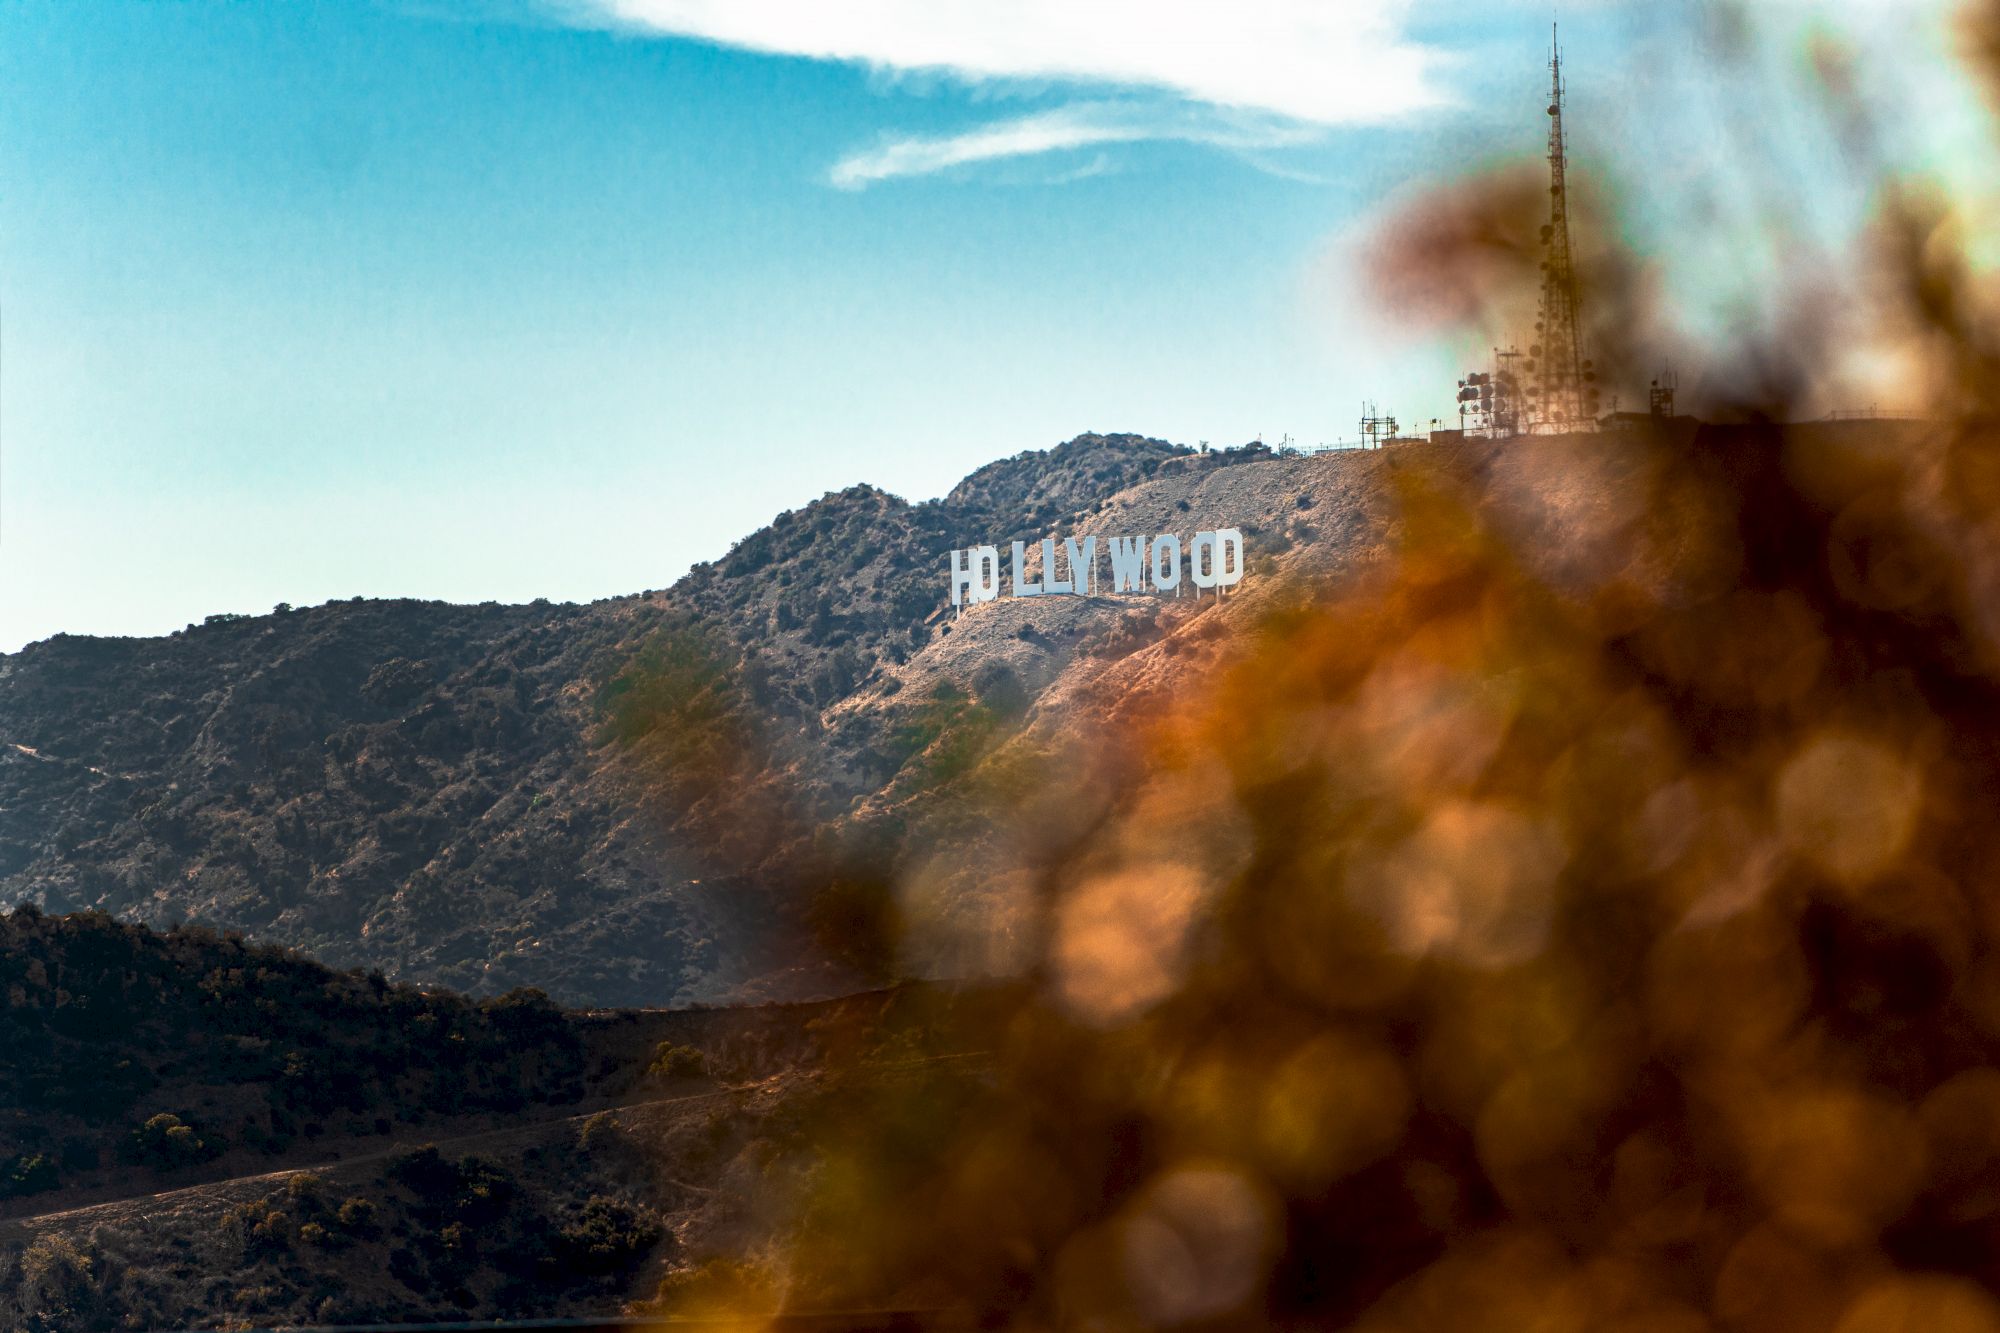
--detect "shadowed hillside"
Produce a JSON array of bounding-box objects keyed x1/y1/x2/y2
[{"x1": 0, "y1": 906, "x2": 999, "y2": 1330}]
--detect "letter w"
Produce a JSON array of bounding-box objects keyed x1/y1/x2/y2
[{"x1": 1109, "y1": 536, "x2": 1148, "y2": 593}]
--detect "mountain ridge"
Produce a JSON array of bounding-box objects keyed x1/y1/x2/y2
[{"x1": 0, "y1": 432, "x2": 1387, "y2": 1005}]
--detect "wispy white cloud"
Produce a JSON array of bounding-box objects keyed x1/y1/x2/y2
[
  {"x1": 576, "y1": 0, "x2": 1453, "y2": 125},
  {"x1": 828, "y1": 101, "x2": 1321, "y2": 189},
  {"x1": 563, "y1": 0, "x2": 1454, "y2": 187}
]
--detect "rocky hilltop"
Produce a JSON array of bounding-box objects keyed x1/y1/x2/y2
[{"x1": 0, "y1": 433, "x2": 1404, "y2": 1005}]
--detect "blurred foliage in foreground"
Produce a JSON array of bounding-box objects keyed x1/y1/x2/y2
[{"x1": 713, "y1": 8, "x2": 2000, "y2": 1328}]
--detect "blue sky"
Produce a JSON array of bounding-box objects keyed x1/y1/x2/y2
[{"x1": 0, "y1": 0, "x2": 1974, "y2": 650}]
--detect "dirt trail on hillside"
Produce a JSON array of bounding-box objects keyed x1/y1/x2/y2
[
  {"x1": 0, "y1": 1051, "x2": 993, "y2": 1243},
  {"x1": 0, "y1": 1083, "x2": 762, "y2": 1243}
]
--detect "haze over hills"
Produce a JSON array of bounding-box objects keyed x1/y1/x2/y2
[{"x1": 0, "y1": 432, "x2": 1403, "y2": 1006}]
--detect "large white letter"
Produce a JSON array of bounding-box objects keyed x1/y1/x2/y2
[
  {"x1": 1012, "y1": 540, "x2": 1043, "y2": 597},
  {"x1": 950, "y1": 548, "x2": 974, "y2": 609},
  {"x1": 1214, "y1": 528, "x2": 1244, "y2": 589},
  {"x1": 972, "y1": 545, "x2": 1001, "y2": 602},
  {"x1": 1190, "y1": 531, "x2": 1220, "y2": 591},
  {"x1": 1065, "y1": 535, "x2": 1097, "y2": 596},
  {"x1": 1152, "y1": 534, "x2": 1182, "y2": 592},
  {"x1": 1041, "y1": 538, "x2": 1071, "y2": 594},
  {"x1": 1109, "y1": 536, "x2": 1148, "y2": 593}
]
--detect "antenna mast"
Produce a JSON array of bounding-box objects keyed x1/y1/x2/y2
[{"x1": 1529, "y1": 25, "x2": 1596, "y2": 433}]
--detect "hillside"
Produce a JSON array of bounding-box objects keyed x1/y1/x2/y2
[
  {"x1": 0, "y1": 906, "x2": 586, "y2": 1204},
  {"x1": 8, "y1": 417, "x2": 1984, "y2": 1332},
  {"x1": 0, "y1": 432, "x2": 1395, "y2": 1006},
  {"x1": 0, "y1": 906, "x2": 996, "y2": 1329}
]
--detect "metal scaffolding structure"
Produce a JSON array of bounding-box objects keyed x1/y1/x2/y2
[
  {"x1": 1358, "y1": 402, "x2": 1400, "y2": 450},
  {"x1": 1458, "y1": 348, "x2": 1525, "y2": 439},
  {"x1": 1526, "y1": 25, "x2": 1598, "y2": 433},
  {"x1": 1453, "y1": 28, "x2": 1602, "y2": 440}
]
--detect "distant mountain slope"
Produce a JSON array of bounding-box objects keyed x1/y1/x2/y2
[
  {"x1": 0, "y1": 433, "x2": 1397, "y2": 1004},
  {"x1": 0, "y1": 595, "x2": 718, "y2": 1004}
]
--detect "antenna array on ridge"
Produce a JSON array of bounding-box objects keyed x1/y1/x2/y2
[
  {"x1": 1525, "y1": 25, "x2": 1598, "y2": 434},
  {"x1": 1449, "y1": 28, "x2": 1603, "y2": 442}
]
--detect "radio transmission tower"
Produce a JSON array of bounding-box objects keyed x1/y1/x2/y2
[{"x1": 1528, "y1": 25, "x2": 1598, "y2": 433}]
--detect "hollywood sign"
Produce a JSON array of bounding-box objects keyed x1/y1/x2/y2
[{"x1": 949, "y1": 529, "x2": 1244, "y2": 609}]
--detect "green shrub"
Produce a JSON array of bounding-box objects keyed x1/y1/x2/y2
[
  {"x1": 285, "y1": 1170, "x2": 327, "y2": 1208},
  {"x1": 0, "y1": 1152, "x2": 59, "y2": 1198},
  {"x1": 19, "y1": 1235, "x2": 96, "y2": 1328},
  {"x1": 451, "y1": 1155, "x2": 514, "y2": 1223},
  {"x1": 576, "y1": 1111, "x2": 621, "y2": 1154},
  {"x1": 225, "y1": 1201, "x2": 293, "y2": 1259},
  {"x1": 334, "y1": 1196, "x2": 379, "y2": 1236},
  {"x1": 645, "y1": 1042, "x2": 707, "y2": 1081},
  {"x1": 387, "y1": 1144, "x2": 455, "y2": 1200},
  {"x1": 121, "y1": 1113, "x2": 213, "y2": 1169},
  {"x1": 550, "y1": 1195, "x2": 660, "y2": 1277}
]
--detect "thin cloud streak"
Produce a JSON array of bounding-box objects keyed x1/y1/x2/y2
[
  {"x1": 1044, "y1": 154, "x2": 1116, "y2": 187},
  {"x1": 583, "y1": 0, "x2": 1454, "y2": 125},
  {"x1": 829, "y1": 102, "x2": 1325, "y2": 189}
]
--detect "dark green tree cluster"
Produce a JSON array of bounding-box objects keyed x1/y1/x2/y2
[{"x1": 0, "y1": 906, "x2": 589, "y2": 1190}]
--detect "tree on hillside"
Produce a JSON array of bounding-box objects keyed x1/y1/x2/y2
[{"x1": 121, "y1": 1113, "x2": 212, "y2": 1169}]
